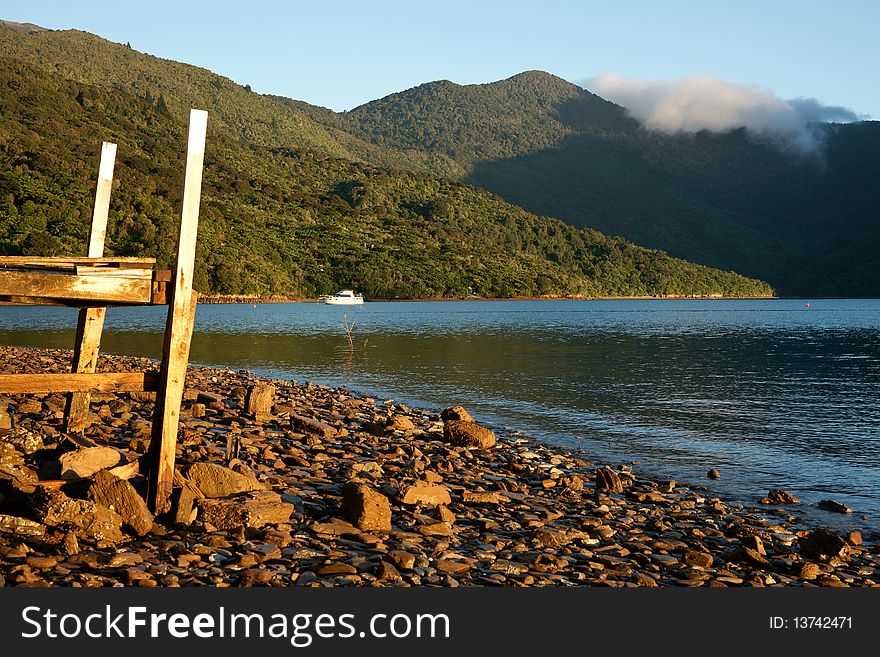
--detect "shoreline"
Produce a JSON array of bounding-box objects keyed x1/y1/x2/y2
[
  {"x1": 1, "y1": 345, "x2": 876, "y2": 587},
  {"x1": 199, "y1": 294, "x2": 779, "y2": 304}
]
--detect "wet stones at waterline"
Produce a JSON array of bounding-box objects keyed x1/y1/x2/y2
[{"x1": 0, "y1": 346, "x2": 877, "y2": 588}]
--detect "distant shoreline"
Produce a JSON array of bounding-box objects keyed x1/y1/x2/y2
[{"x1": 198, "y1": 293, "x2": 779, "y2": 304}]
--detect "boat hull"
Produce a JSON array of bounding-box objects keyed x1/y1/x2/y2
[{"x1": 324, "y1": 298, "x2": 364, "y2": 305}]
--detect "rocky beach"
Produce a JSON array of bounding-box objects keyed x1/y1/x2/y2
[{"x1": 0, "y1": 345, "x2": 877, "y2": 588}]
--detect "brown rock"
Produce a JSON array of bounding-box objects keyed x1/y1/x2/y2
[
  {"x1": 595, "y1": 467, "x2": 624, "y2": 493},
  {"x1": 197, "y1": 490, "x2": 293, "y2": 530},
  {"x1": 0, "y1": 407, "x2": 11, "y2": 430},
  {"x1": 0, "y1": 514, "x2": 46, "y2": 538},
  {"x1": 726, "y1": 546, "x2": 769, "y2": 567},
  {"x1": 683, "y1": 550, "x2": 714, "y2": 568},
  {"x1": 797, "y1": 562, "x2": 822, "y2": 580},
  {"x1": 434, "y1": 559, "x2": 470, "y2": 574},
  {"x1": 707, "y1": 469, "x2": 721, "y2": 479},
  {"x1": 437, "y1": 505, "x2": 456, "y2": 524},
  {"x1": 187, "y1": 462, "x2": 265, "y2": 498},
  {"x1": 533, "y1": 528, "x2": 571, "y2": 548},
  {"x1": 846, "y1": 530, "x2": 863, "y2": 546},
  {"x1": 341, "y1": 481, "x2": 391, "y2": 532},
  {"x1": 799, "y1": 528, "x2": 849, "y2": 560},
  {"x1": 377, "y1": 560, "x2": 402, "y2": 582},
  {"x1": 442, "y1": 420, "x2": 496, "y2": 449},
  {"x1": 817, "y1": 499, "x2": 852, "y2": 514},
  {"x1": 440, "y1": 406, "x2": 474, "y2": 423},
  {"x1": 386, "y1": 415, "x2": 415, "y2": 432},
  {"x1": 766, "y1": 489, "x2": 800, "y2": 504},
  {"x1": 189, "y1": 403, "x2": 206, "y2": 419},
  {"x1": 291, "y1": 414, "x2": 337, "y2": 439},
  {"x1": 2, "y1": 427, "x2": 43, "y2": 454},
  {"x1": 245, "y1": 384, "x2": 275, "y2": 423},
  {"x1": 399, "y1": 484, "x2": 452, "y2": 507},
  {"x1": 59, "y1": 447, "x2": 125, "y2": 480},
  {"x1": 89, "y1": 470, "x2": 154, "y2": 536},
  {"x1": 462, "y1": 490, "x2": 505, "y2": 504},
  {"x1": 32, "y1": 489, "x2": 125, "y2": 544},
  {"x1": 740, "y1": 535, "x2": 766, "y2": 556},
  {"x1": 634, "y1": 573, "x2": 659, "y2": 587},
  {"x1": 388, "y1": 550, "x2": 416, "y2": 571},
  {"x1": 0, "y1": 443, "x2": 36, "y2": 484}
]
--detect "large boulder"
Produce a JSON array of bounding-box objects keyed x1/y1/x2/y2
[
  {"x1": 187, "y1": 462, "x2": 265, "y2": 498},
  {"x1": 441, "y1": 406, "x2": 474, "y2": 423},
  {"x1": 341, "y1": 481, "x2": 391, "y2": 532},
  {"x1": 442, "y1": 420, "x2": 496, "y2": 449},
  {"x1": 89, "y1": 470, "x2": 154, "y2": 536}
]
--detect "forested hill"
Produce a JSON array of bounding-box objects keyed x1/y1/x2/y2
[
  {"x1": 317, "y1": 71, "x2": 880, "y2": 297},
  {"x1": 0, "y1": 36, "x2": 772, "y2": 298}
]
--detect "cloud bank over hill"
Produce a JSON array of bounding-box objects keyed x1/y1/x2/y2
[{"x1": 585, "y1": 73, "x2": 861, "y2": 150}]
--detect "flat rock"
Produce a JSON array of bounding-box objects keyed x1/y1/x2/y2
[
  {"x1": 291, "y1": 414, "x2": 337, "y2": 439},
  {"x1": 197, "y1": 490, "x2": 293, "y2": 530},
  {"x1": 59, "y1": 446, "x2": 125, "y2": 480},
  {"x1": 399, "y1": 484, "x2": 452, "y2": 507},
  {"x1": 0, "y1": 514, "x2": 46, "y2": 537},
  {"x1": 187, "y1": 462, "x2": 265, "y2": 498},
  {"x1": 89, "y1": 470, "x2": 154, "y2": 536}
]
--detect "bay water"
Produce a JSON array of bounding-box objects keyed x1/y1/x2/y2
[{"x1": 2, "y1": 298, "x2": 878, "y2": 534}]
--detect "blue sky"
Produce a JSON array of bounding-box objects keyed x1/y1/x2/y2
[{"x1": 5, "y1": 0, "x2": 878, "y2": 118}]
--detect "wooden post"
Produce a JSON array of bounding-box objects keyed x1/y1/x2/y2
[
  {"x1": 147, "y1": 109, "x2": 207, "y2": 513},
  {"x1": 64, "y1": 142, "x2": 116, "y2": 433}
]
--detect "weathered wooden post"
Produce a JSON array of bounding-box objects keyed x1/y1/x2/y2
[
  {"x1": 147, "y1": 109, "x2": 207, "y2": 513},
  {"x1": 63, "y1": 141, "x2": 116, "y2": 433}
]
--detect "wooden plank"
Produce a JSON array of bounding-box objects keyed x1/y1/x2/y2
[
  {"x1": 74, "y1": 266, "x2": 154, "y2": 280},
  {"x1": 0, "y1": 256, "x2": 156, "y2": 267},
  {"x1": 0, "y1": 371, "x2": 160, "y2": 394},
  {"x1": 89, "y1": 141, "x2": 116, "y2": 257},
  {"x1": 148, "y1": 106, "x2": 208, "y2": 514},
  {"x1": 0, "y1": 270, "x2": 153, "y2": 304},
  {"x1": 64, "y1": 143, "x2": 118, "y2": 433},
  {"x1": 63, "y1": 307, "x2": 107, "y2": 433},
  {"x1": 147, "y1": 290, "x2": 198, "y2": 512}
]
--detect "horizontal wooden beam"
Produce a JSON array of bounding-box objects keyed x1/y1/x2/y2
[
  {"x1": 0, "y1": 371, "x2": 160, "y2": 394},
  {"x1": 0, "y1": 269, "x2": 154, "y2": 304},
  {"x1": 0, "y1": 256, "x2": 156, "y2": 267}
]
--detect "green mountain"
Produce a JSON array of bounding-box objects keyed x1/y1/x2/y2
[
  {"x1": 321, "y1": 71, "x2": 880, "y2": 296},
  {"x1": 0, "y1": 26, "x2": 772, "y2": 299}
]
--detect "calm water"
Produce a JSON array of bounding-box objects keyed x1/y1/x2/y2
[{"x1": 2, "y1": 299, "x2": 879, "y2": 533}]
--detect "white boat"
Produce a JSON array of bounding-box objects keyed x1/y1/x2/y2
[{"x1": 323, "y1": 289, "x2": 364, "y2": 305}]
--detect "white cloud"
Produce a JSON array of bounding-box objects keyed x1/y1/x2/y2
[{"x1": 584, "y1": 73, "x2": 860, "y2": 150}]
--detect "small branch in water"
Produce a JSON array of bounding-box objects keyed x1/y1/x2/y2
[{"x1": 343, "y1": 312, "x2": 356, "y2": 350}]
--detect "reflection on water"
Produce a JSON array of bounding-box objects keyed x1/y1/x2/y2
[{"x1": 2, "y1": 299, "x2": 879, "y2": 532}]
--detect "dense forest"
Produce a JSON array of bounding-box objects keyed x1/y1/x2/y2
[
  {"x1": 0, "y1": 25, "x2": 774, "y2": 298},
  {"x1": 322, "y1": 73, "x2": 880, "y2": 296}
]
